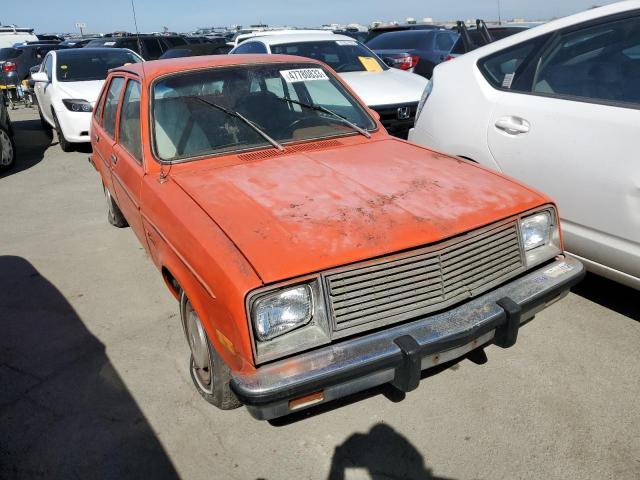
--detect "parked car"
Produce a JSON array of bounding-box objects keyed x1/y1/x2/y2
[
  {"x1": 366, "y1": 23, "x2": 445, "y2": 43},
  {"x1": 0, "y1": 44, "x2": 63, "y2": 90},
  {"x1": 160, "y1": 42, "x2": 231, "y2": 59},
  {"x1": 409, "y1": 1, "x2": 640, "y2": 289},
  {"x1": 333, "y1": 29, "x2": 368, "y2": 43},
  {"x1": 448, "y1": 23, "x2": 529, "y2": 59},
  {"x1": 89, "y1": 54, "x2": 583, "y2": 420},
  {"x1": 232, "y1": 29, "x2": 332, "y2": 47},
  {"x1": 230, "y1": 33, "x2": 428, "y2": 138},
  {"x1": 0, "y1": 26, "x2": 38, "y2": 48},
  {"x1": 85, "y1": 35, "x2": 187, "y2": 60},
  {"x1": 366, "y1": 29, "x2": 459, "y2": 78},
  {"x1": 32, "y1": 48, "x2": 143, "y2": 151},
  {"x1": 0, "y1": 90, "x2": 16, "y2": 171}
]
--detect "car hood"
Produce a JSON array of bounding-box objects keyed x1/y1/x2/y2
[
  {"x1": 340, "y1": 68, "x2": 427, "y2": 106},
  {"x1": 171, "y1": 140, "x2": 547, "y2": 284},
  {"x1": 56, "y1": 80, "x2": 104, "y2": 104}
]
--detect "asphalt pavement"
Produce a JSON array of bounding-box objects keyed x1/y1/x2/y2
[{"x1": 1, "y1": 107, "x2": 639, "y2": 480}]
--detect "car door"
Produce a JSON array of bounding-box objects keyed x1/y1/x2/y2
[
  {"x1": 35, "y1": 53, "x2": 54, "y2": 123},
  {"x1": 484, "y1": 13, "x2": 640, "y2": 280},
  {"x1": 93, "y1": 76, "x2": 125, "y2": 197},
  {"x1": 111, "y1": 78, "x2": 147, "y2": 245}
]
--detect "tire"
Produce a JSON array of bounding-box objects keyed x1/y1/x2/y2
[
  {"x1": 52, "y1": 113, "x2": 73, "y2": 152},
  {"x1": 104, "y1": 186, "x2": 128, "y2": 228},
  {"x1": 0, "y1": 127, "x2": 16, "y2": 171},
  {"x1": 181, "y1": 292, "x2": 241, "y2": 410}
]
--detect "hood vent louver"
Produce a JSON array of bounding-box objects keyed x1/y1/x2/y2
[{"x1": 238, "y1": 139, "x2": 343, "y2": 162}]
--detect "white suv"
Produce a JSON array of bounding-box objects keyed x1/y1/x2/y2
[{"x1": 409, "y1": 1, "x2": 640, "y2": 289}]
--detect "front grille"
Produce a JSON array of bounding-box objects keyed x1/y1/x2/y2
[
  {"x1": 324, "y1": 222, "x2": 525, "y2": 334},
  {"x1": 371, "y1": 102, "x2": 418, "y2": 139}
]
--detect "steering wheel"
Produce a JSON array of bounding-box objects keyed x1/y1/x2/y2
[{"x1": 286, "y1": 115, "x2": 330, "y2": 132}]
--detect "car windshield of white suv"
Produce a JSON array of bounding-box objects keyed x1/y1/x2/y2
[
  {"x1": 270, "y1": 41, "x2": 388, "y2": 73},
  {"x1": 55, "y1": 50, "x2": 142, "y2": 82},
  {"x1": 152, "y1": 63, "x2": 377, "y2": 161}
]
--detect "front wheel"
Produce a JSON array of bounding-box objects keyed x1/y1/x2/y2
[
  {"x1": 52, "y1": 113, "x2": 73, "y2": 152},
  {"x1": 181, "y1": 292, "x2": 241, "y2": 410},
  {"x1": 0, "y1": 127, "x2": 16, "y2": 171}
]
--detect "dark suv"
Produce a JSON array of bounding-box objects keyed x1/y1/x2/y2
[{"x1": 85, "y1": 35, "x2": 188, "y2": 60}]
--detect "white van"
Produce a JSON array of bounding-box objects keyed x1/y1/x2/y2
[{"x1": 0, "y1": 26, "x2": 39, "y2": 49}]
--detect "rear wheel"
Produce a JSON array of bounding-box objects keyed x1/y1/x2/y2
[
  {"x1": 104, "y1": 186, "x2": 128, "y2": 228},
  {"x1": 180, "y1": 292, "x2": 241, "y2": 410},
  {"x1": 0, "y1": 128, "x2": 16, "y2": 171}
]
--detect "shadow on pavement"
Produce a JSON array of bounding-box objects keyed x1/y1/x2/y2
[
  {"x1": 572, "y1": 272, "x2": 639, "y2": 322},
  {"x1": 0, "y1": 117, "x2": 52, "y2": 179},
  {"x1": 327, "y1": 423, "x2": 457, "y2": 480},
  {"x1": 0, "y1": 256, "x2": 179, "y2": 480}
]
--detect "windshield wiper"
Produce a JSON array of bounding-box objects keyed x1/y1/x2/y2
[
  {"x1": 276, "y1": 96, "x2": 371, "y2": 139},
  {"x1": 186, "y1": 96, "x2": 284, "y2": 151}
]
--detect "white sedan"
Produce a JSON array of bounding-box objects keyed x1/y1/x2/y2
[
  {"x1": 32, "y1": 48, "x2": 142, "y2": 151},
  {"x1": 230, "y1": 33, "x2": 428, "y2": 138},
  {"x1": 409, "y1": 1, "x2": 640, "y2": 289}
]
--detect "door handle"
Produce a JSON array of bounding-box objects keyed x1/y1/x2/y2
[
  {"x1": 495, "y1": 116, "x2": 530, "y2": 135},
  {"x1": 94, "y1": 134, "x2": 100, "y2": 143},
  {"x1": 110, "y1": 154, "x2": 118, "y2": 164}
]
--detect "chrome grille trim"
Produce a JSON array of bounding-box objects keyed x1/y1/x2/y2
[{"x1": 323, "y1": 221, "x2": 525, "y2": 336}]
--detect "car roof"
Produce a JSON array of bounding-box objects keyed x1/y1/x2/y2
[
  {"x1": 235, "y1": 29, "x2": 333, "y2": 44},
  {"x1": 113, "y1": 53, "x2": 324, "y2": 79},
  {"x1": 248, "y1": 33, "x2": 352, "y2": 45}
]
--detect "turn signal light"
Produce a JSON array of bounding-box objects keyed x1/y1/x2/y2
[{"x1": 288, "y1": 391, "x2": 324, "y2": 410}]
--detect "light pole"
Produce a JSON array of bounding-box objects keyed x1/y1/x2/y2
[{"x1": 497, "y1": 0, "x2": 502, "y2": 25}]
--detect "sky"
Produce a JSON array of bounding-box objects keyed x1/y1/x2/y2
[{"x1": 1, "y1": 0, "x2": 620, "y2": 34}]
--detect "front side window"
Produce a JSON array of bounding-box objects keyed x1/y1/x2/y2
[
  {"x1": 533, "y1": 15, "x2": 640, "y2": 105},
  {"x1": 152, "y1": 63, "x2": 376, "y2": 161},
  {"x1": 270, "y1": 41, "x2": 387, "y2": 73},
  {"x1": 118, "y1": 80, "x2": 142, "y2": 162},
  {"x1": 102, "y1": 77, "x2": 125, "y2": 137}
]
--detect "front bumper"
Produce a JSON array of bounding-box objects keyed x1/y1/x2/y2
[
  {"x1": 230, "y1": 256, "x2": 584, "y2": 420},
  {"x1": 54, "y1": 107, "x2": 91, "y2": 143}
]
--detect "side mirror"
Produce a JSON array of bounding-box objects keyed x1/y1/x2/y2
[
  {"x1": 31, "y1": 72, "x2": 49, "y2": 83},
  {"x1": 369, "y1": 109, "x2": 381, "y2": 121}
]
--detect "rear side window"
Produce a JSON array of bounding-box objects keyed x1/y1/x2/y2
[
  {"x1": 118, "y1": 80, "x2": 143, "y2": 162},
  {"x1": 533, "y1": 15, "x2": 640, "y2": 105},
  {"x1": 233, "y1": 41, "x2": 267, "y2": 54},
  {"x1": 102, "y1": 77, "x2": 125, "y2": 137},
  {"x1": 0, "y1": 48, "x2": 22, "y2": 60},
  {"x1": 478, "y1": 35, "x2": 549, "y2": 91}
]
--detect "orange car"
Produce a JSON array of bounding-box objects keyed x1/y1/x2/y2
[{"x1": 90, "y1": 54, "x2": 584, "y2": 420}]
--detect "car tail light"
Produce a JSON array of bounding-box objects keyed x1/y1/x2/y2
[
  {"x1": 443, "y1": 55, "x2": 455, "y2": 62},
  {"x1": 393, "y1": 54, "x2": 419, "y2": 71},
  {"x1": 2, "y1": 62, "x2": 16, "y2": 72}
]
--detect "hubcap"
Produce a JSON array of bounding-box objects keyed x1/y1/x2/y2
[
  {"x1": 0, "y1": 130, "x2": 13, "y2": 167},
  {"x1": 185, "y1": 306, "x2": 213, "y2": 393}
]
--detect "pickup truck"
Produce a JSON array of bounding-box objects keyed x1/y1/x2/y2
[{"x1": 90, "y1": 54, "x2": 584, "y2": 420}]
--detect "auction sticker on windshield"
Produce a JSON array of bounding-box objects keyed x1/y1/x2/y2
[{"x1": 281, "y1": 68, "x2": 329, "y2": 83}]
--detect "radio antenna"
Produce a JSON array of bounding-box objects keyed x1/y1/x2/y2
[{"x1": 130, "y1": 0, "x2": 143, "y2": 55}]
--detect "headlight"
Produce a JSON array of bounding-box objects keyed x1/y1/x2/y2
[
  {"x1": 248, "y1": 279, "x2": 332, "y2": 364},
  {"x1": 519, "y1": 208, "x2": 561, "y2": 268},
  {"x1": 253, "y1": 285, "x2": 312, "y2": 341},
  {"x1": 62, "y1": 99, "x2": 93, "y2": 112},
  {"x1": 414, "y1": 79, "x2": 432, "y2": 125}
]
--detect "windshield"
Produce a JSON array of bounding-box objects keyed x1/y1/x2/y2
[
  {"x1": 55, "y1": 50, "x2": 142, "y2": 82},
  {"x1": 152, "y1": 62, "x2": 376, "y2": 161},
  {"x1": 270, "y1": 40, "x2": 387, "y2": 73},
  {"x1": 0, "y1": 48, "x2": 22, "y2": 60}
]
